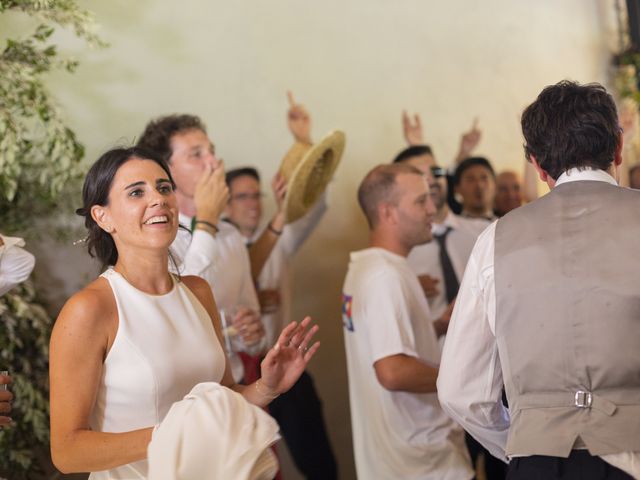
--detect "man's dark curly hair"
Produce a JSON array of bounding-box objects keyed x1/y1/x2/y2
[
  {"x1": 137, "y1": 114, "x2": 207, "y2": 163},
  {"x1": 521, "y1": 80, "x2": 621, "y2": 180}
]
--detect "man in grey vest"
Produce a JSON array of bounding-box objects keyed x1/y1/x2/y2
[{"x1": 437, "y1": 80, "x2": 640, "y2": 479}]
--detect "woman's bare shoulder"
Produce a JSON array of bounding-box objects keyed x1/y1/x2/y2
[
  {"x1": 180, "y1": 275, "x2": 210, "y2": 296},
  {"x1": 54, "y1": 276, "x2": 116, "y2": 335}
]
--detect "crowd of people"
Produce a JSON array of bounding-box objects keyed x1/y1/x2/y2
[{"x1": 0, "y1": 81, "x2": 639, "y2": 479}]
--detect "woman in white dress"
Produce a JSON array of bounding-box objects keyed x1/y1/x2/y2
[{"x1": 49, "y1": 146, "x2": 320, "y2": 478}]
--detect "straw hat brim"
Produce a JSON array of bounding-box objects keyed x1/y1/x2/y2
[{"x1": 282, "y1": 130, "x2": 345, "y2": 223}]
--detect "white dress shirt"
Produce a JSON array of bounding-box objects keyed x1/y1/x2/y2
[
  {"x1": 408, "y1": 211, "x2": 489, "y2": 322},
  {"x1": 437, "y1": 168, "x2": 639, "y2": 478},
  {"x1": 171, "y1": 215, "x2": 263, "y2": 381},
  {"x1": 0, "y1": 234, "x2": 35, "y2": 296}
]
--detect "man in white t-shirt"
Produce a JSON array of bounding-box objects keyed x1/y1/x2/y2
[
  {"x1": 137, "y1": 115, "x2": 266, "y2": 382},
  {"x1": 341, "y1": 163, "x2": 473, "y2": 479}
]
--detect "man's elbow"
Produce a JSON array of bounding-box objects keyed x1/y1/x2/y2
[{"x1": 375, "y1": 368, "x2": 404, "y2": 392}]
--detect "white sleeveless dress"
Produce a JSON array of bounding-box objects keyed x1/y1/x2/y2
[{"x1": 89, "y1": 269, "x2": 226, "y2": 479}]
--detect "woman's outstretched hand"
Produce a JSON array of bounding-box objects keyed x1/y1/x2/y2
[{"x1": 259, "y1": 317, "x2": 320, "y2": 396}]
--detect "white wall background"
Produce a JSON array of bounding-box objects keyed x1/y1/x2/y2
[{"x1": 2, "y1": 1, "x2": 620, "y2": 478}]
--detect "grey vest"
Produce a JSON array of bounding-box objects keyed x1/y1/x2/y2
[{"x1": 494, "y1": 180, "x2": 640, "y2": 457}]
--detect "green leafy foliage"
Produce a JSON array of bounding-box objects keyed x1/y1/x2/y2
[
  {"x1": 0, "y1": 1, "x2": 104, "y2": 477},
  {"x1": 0, "y1": 0, "x2": 104, "y2": 234},
  {"x1": 0, "y1": 280, "x2": 52, "y2": 479}
]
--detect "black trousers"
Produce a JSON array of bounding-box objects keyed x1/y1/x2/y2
[
  {"x1": 507, "y1": 450, "x2": 633, "y2": 480},
  {"x1": 466, "y1": 433, "x2": 507, "y2": 480},
  {"x1": 268, "y1": 371, "x2": 338, "y2": 480}
]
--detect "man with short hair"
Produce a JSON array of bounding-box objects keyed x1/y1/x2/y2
[
  {"x1": 494, "y1": 170, "x2": 524, "y2": 217},
  {"x1": 137, "y1": 115, "x2": 266, "y2": 382},
  {"x1": 438, "y1": 80, "x2": 640, "y2": 479},
  {"x1": 341, "y1": 163, "x2": 473, "y2": 480},
  {"x1": 453, "y1": 156, "x2": 497, "y2": 221},
  {"x1": 393, "y1": 136, "x2": 490, "y2": 335}
]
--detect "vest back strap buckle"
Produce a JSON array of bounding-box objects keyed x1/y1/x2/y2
[{"x1": 574, "y1": 390, "x2": 592, "y2": 408}]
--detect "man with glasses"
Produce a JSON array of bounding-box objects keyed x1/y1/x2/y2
[{"x1": 223, "y1": 95, "x2": 337, "y2": 480}]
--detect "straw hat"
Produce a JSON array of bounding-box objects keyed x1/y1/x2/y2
[{"x1": 280, "y1": 130, "x2": 346, "y2": 223}]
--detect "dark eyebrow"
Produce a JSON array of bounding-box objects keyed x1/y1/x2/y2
[
  {"x1": 125, "y1": 178, "x2": 171, "y2": 190},
  {"x1": 124, "y1": 180, "x2": 145, "y2": 190}
]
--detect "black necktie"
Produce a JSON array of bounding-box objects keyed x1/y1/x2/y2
[{"x1": 434, "y1": 227, "x2": 459, "y2": 303}]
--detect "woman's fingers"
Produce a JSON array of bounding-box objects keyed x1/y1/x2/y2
[
  {"x1": 274, "y1": 320, "x2": 299, "y2": 350},
  {"x1": 296, "y1": 323, "x2": 319, "y2": 353},
  {"x1": 303, "y1": 341, "x2": 321, "y2": 362},
  {"x1": 289, "y1": 317, "x2": 313, "y2": 349}
]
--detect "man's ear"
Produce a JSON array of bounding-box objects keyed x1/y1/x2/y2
[
  {"x1": 614, "y1": 130, "x2": 623, "y2": 167},
  {"x1": 529, "y1": 155, "x2": 558, "y2": 189},
  {"x1": 378, "y1": 202, "x2": 396, "y2": 225},
  {"x1": 91, "y1": 205, "x2": 114, "y2": 233}
]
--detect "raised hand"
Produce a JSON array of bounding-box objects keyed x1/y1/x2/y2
[
  {"x1": 194, "y1": 160, "x2": 229, "y2": 225},
  {"x1": 259, "y1": 317, "x2": 319, "y2": 395},
  {"x1": 402, "y1": 110, "x2": 424, "y2": 146},
  {"x1": 287, "y1": 91, "x2": 312, "y2": 144},
  {"x1": 457, "y1": 118, "x2": 482, "y2": 161}
]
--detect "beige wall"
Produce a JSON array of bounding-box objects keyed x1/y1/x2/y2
[{"x1": 2, "y1": 1, "x2": 619, "y2": 478}]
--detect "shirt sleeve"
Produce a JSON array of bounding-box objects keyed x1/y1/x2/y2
[
  {"x1": 0, "y1": 235, "x2": 36, "y2": 296},
  {"x1": 176, "y1": 229, "x2": 220, "y2": 277},
  {"x1": 437, "y1": 222, "x2": 511, "y2": 462},
  {"x1": 362, "y1": 269, "x2": 419, "y2": 364},
  {"x1": 279, "y1": 191, "x2": 328, "y2": 256},
  {"x1": 234, "y1": 233, "x2": 264, "y2": 355}
]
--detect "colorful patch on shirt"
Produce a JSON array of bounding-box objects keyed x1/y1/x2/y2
[{"x1": 342, "y1": 293, "x2": 354, "y2": 332}]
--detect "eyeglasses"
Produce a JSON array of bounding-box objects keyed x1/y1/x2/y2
[
  {"x1": 230, "y1": 192, "x2": 264, "y2": 202},
  {"x1": 430, "y1": 166, "x2": 447, "y2": 178}
]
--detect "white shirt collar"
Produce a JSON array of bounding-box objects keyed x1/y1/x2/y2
[{"x1": 555, "y1": 168, "x2": 618, "y2": 187}]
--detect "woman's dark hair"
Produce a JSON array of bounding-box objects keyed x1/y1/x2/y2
[
  {"x1": 76, "y1": 146, "x2": 176, "y2": 267},
  {"x1": 521, "y1": 80, "x2": 622, "y2": 180}
]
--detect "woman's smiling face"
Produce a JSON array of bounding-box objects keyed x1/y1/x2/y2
[{"x1": 91, "y1": 157, "x2": 179, "y2": 254}]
